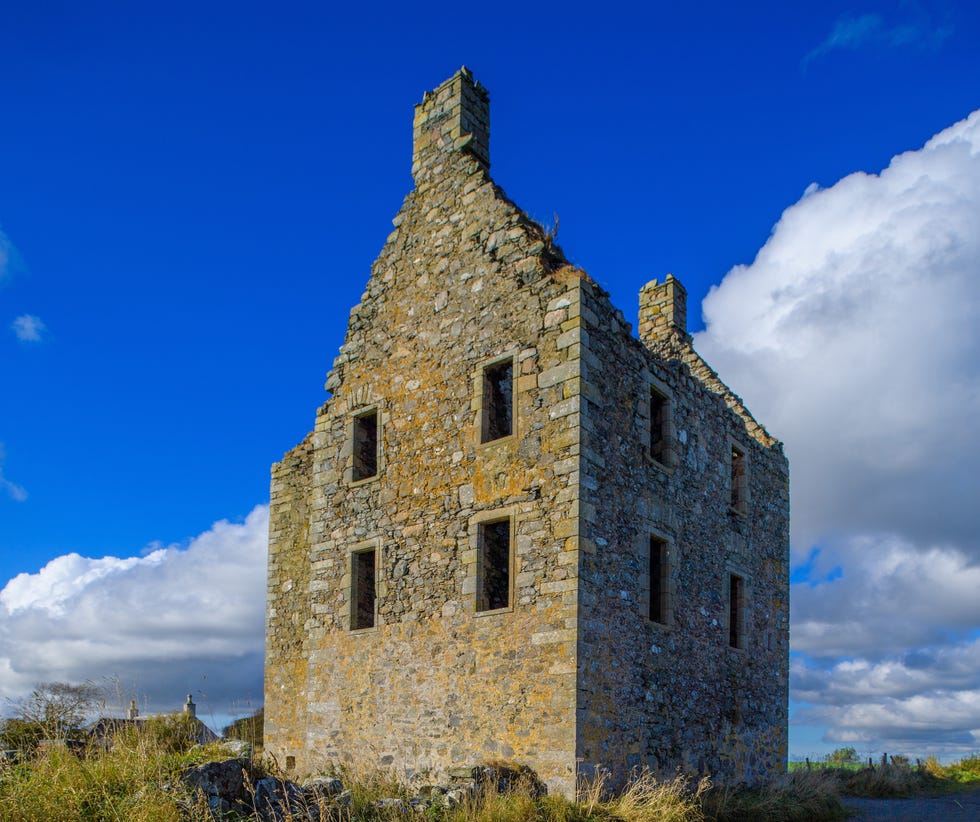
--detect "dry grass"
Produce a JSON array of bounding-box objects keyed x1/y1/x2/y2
[
  {"x1": 0, "y1": 740, "x2": 189, "y2": 822},
  {"x1": 0, "y1": 739, "x2": 854, "y2": 822},
  {"x1": 703, "y1": 769, "x2": 846, "y2": 821},
  {"x1": 575, "y1": 768, "x2": 705, "y2": 822}
]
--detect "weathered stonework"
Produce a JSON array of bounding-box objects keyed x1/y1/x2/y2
[{"x1": 264, "y1": 68, "x2": 789, "y2": 798}]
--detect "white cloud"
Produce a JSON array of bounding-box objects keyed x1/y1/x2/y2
[
  {"x1": 11, "y1": 314, "x2": 46, "y2": 343},
  {"x1": 694, "y1": 108, "x2": 980, "y2": 757},
  {"x1": 0, "y1": 506, "x2": 268, "y2": 718},
  {"x1": 0, "y1": 443, "x2": 27, "y2": 502},
  {"x1": 804, "y1": 8, "x2": 952, "y2": 66},
  {"x1": 792, "y1": 535, "x2": 980, "y2": 661},
  {"x1": 793, "y1": 643, "x2": 980, "y2": 754},
  {"x1": 790, "y1": 535, "x2": 980, "y2": 752},
  {"x1": 0, "y1": 228, "x2": 11, "y2": 284},
  {"x1": 696, "y1": 108, "x2": 980, "y2": 558}
]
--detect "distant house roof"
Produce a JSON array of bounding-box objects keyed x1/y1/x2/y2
[{"x1": 86, "y1": 696, "x2": 220, "y2": 745}]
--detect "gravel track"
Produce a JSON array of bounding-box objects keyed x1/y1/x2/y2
[{"x1": 842, "y1": 788, "x2": 980, "y2": 821}]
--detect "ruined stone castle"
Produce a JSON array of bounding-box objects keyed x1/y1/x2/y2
[{"x1": 264, "y1": 68, "x2": 789, "y2": 797}]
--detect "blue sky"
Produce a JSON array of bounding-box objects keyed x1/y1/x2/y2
[{"x1": 2, "y1": 1, "x2": 979, "y2": 757}]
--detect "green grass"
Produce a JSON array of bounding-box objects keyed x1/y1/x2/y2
[
  {"x1": 787, "y1": 754, "x2": 980, "y2": 799},
  {"x1": 14, "y1": 740, "x2": 978, "y2": 821},
  {"x1": 0, "y1": 736, "x2": 225, "y2": 821},
  {"x1": 1, "y1": 745, "x2": 847, "y2": 822},
  {"x1": 788, "y1": 760, "x2": 863, "y2": 773}
]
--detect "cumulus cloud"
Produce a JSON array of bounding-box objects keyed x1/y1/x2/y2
[
  {"x1": 694, "y1": 109, "x2": 980, "y2": 756},
  {"x1": 792, "y1": 535, "x2": 980, "y2": 661},
  {"x1": 804, "y1": 7, "x2": 952, "y2": 66},
  {"x1": 0, "y1": 443, "x2": 27, "y2": 502},
  {"x1": 792, "y1": 642, "x2": 980, "y2": 753},
  {"x1": 696, "y1": 108, "x2": 980, "y2": 558},
  {"x1": 0, "y1": 506, "x2": 268, "y2": 720},
  {"x1": 11, "y1": 314, "x2": 46, "y2": 343}
]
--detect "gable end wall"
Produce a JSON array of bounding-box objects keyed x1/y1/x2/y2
[{"x1": 267, "y1": 147, "x2": 587, "y2": 796}]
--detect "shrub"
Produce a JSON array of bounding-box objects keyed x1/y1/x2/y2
[
  {"x1": 825, "y1": 747, "x2": 858, "y2": 766},
  {"x1": 1, "y1": 681, "x2": 102, "y2": 754}
]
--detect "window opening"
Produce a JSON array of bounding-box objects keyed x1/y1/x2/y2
[
  {"x1": 481, "y1": 360, "x2": 513, "y2": 442},
  {"x1": 478, "y1": 519, "x2": 510, "y2": 611},
  {"x1": 351, "y1": 548, "x2": 376, "y2": 630},
  {"x1": 650, "y1": 388, "x2": 668, "y2": 463},
  {"x1": 352, "y1": 409, "x2": 379, "y2": 481},
  {"x1": 730, "y1": 444, "x2": 746, "y2": 512},
  {"x1": 729, "y1": 573, "x2": 744, "y2": 648},
  {"x1": 649, "y1": 537, "x2": 667, "y2": 623}
]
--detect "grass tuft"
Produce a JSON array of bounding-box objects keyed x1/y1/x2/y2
[{"x1": 704, "y1": 769, "x2": 845, "y2": 821}]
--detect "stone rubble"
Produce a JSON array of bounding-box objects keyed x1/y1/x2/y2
[{"x1": 178, "y1": 758, "x2": 545, "y2": 820}]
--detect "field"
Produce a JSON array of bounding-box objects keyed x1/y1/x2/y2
[{"x1": 789, "y1": 754, "x2": 980, "y2": 798}]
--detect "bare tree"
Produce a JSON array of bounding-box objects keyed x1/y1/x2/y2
[{"x1": 7, "y1": 681, "x2": 102, "y2": 742}]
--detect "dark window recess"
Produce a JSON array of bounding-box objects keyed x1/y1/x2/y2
[
  {"x1": 730, "y1": 444, "x2": 746, "y2": 511},
  {"x1": 478, "y1": 520, "x2": 510, "y2": 611},
  {"x1": 481, "y1": 360, "x2": 513, "y2": 442},
  {"x1": 352, "y1": 549, "x2": 376, "y2": 629},
  {"x1": 649, "y1": 537, "x2": 667, "y2": 623},
  {"x1": 352, "y1": 410, "x2": 378, "y2": 481},
  {"x1": 729, "y1": 574, "x2": 744, "y2": 648},
  {"x1": 650, "y1": 389, "x2": 668, "y2": 462}
]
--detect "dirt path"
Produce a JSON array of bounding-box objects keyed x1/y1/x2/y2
[{"x1": 842, "y1": 788, "x2": 980, "y2": 820}]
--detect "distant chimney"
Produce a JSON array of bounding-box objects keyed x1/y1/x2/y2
[
  {"x1": 183, "y1": 694, "x2": 196, "y2": 718},
  {"x1": 126, "y1": 700, "x2": 139, "y2": 721},
  {"x1": 639, "y1": 274, "x2": 688, "y2": 345},
  {"x1": 412, "y1": 67, "x2": 489, "y2": 180}
]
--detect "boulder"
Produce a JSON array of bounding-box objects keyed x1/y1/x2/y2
[
  {"x1": 181, "y1": 759, "x2": 247, "y2": 803},
  {"x1": 302, "y1": 776, "x2": 344, "y2": 798},
  {"x1": 253, "y1": 776, "x2": 307, "y2": 821}
]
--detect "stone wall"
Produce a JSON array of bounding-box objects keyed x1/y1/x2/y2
[
  {"x1": 265, "y1": 68, "x2": 789, "y2": 799},
  {"x1": 264, "y1": 434, "x2": 314, "y2": 765},
  {"x1": 574, "y1": 278, "x2": 789, "y2": 785},
  {"x1": 266, "y1": 74, "x2": 590, "y2": 792}
]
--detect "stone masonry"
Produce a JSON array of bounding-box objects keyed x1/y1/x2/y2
[{"x1": 264, "y1": 68, "x2": 789, "y2": 798}]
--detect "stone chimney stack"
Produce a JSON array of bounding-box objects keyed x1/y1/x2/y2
[
  {"x1": 639, "y1": 274, "x2": 688, "y2": 345},
  {"x1": 412, "y1": 67, "x2": 489, "y2": 180},
  {"x1": 126, "y1": 700, "x2": 139, "y2": 721},
  {"x1": 183, "y1": 694, "x2": 196, "y2": 718}
]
